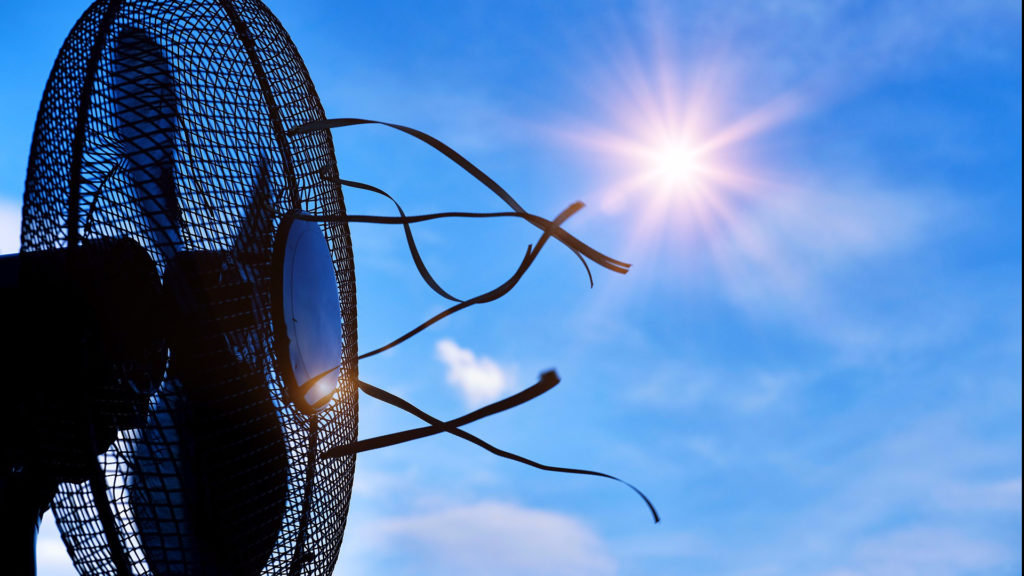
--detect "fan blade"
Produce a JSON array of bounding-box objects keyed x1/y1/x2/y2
[
  {"x1": 233, "y1": 158, "x2": 275, "y2": 257},
  {"x1": 112, "y1": 27, "x2": 182, "y2": 261},
  {"x1": 132, "y1": 251, "x2": 288, "y2": 576},
  {"x1": 132, "y1": 365, "x2": 288, "y2": 576}
]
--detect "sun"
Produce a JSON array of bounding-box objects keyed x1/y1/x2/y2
[
  {"x1": 563, "y1": 49, "x2": 804, "y2": 257},
  {"x1": 646, "y1": 140, "x2": 705, "y2": 196}
]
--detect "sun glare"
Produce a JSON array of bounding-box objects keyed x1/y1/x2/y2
[
  {"x1": 647, "y1": 141, "x2": 704, "y2": 194},
  {"x1": 566, "y1": 43, "x2": 804, "y2": 257}
]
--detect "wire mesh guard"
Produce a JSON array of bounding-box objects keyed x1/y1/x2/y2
[{"x1": 21, "y1": 0, "x2": 357, "y2": 574}]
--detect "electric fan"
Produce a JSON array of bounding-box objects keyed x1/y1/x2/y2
[
  {"x1": 0, "y1": 1, "x2": 653, "y2": 575},
  {"x1": 3, "y1": 1, "x2": 356, "y2": 574}
]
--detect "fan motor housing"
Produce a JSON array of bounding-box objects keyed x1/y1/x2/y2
[
  {"x1": 272, "y1": 212, "x2": 345, "y2": 415},
  {"x1": 0, "y1": 237, "x2": 165, "y2": 483}
]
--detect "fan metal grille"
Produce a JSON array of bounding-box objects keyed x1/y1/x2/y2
[{"x1": 21, "y1": 0, "x2": 357, "y2": 574}]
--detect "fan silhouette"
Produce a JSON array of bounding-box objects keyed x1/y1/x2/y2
[
  {"x1": 0, "y1": 1, "x2": 654, "y2": 575},
  {"x1": 5, "y1": 2, "x2": 356, "y2": 573}
]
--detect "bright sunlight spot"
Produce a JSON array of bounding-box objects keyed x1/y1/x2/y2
[
  {"x1": 564, "y1": 46, "x2": 805, "y2": 256},
  {"x1": 647, "y1": 141, "x2": 704, "y2": 194}
]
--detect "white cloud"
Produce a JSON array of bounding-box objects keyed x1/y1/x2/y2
[
  {"x1": 435, "y1": 339, "x2": 512, "y2": 408},
  {"x1": 0, "y1": 198, "x2": 20, "y2": 254},
  {"x1": 346, "y1": 501, "x2": 617, "y2": 576},
  {"x1": 37, "y1": 511, "x2": 77, "y2": 576}
]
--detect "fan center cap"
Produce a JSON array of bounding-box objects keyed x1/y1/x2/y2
[{"x1": 272, "y1": 213, "x2": 343, "y2": 413}]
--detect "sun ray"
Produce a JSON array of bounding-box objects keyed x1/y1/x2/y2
[{"x1": 563, "y1": 48, "x2": 807, "y2": 268}]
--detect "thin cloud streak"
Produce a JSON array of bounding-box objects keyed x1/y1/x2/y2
[
  {"x1": 822, "y1": 526, "x2": 1011, "y2": 576},
  {"x1": 343, "y1": 500, "x2": 617, "y2": 576}
]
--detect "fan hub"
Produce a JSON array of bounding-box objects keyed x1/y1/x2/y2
[{"x1": 272, "y1": 213, "x2": 344, "y2": 414}]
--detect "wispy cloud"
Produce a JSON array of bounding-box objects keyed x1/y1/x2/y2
[
  {"x1": 625, "y1": 360, "x2": 810, "y2": 416},
  {"x1": 680, "y1": 0, "x2": 1020, "y2": 100},
  {"x1": 823, "y1": 526, "x2": 1011, "y2": 576},
  {"x1": 343, "y1": 501, "x2": 616, "y2": 576},
  {"x1": 705, "y1": 180, "x2": 939, "y2": 320},
  {"x1": 739, "y1": 413, "x2": 1022, "y2": 576},
  {"x1": 435, "y1": 339, "x2": 512, "y2": 408}
]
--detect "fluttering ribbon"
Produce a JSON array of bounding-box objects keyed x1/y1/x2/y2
[{"x1": 295, "y1": 118, "x2": 657, "y2": 523}]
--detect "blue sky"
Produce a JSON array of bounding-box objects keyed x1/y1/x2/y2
[{"x1": 1, "y1": 1, "x2": 1020, "y2": 575}]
